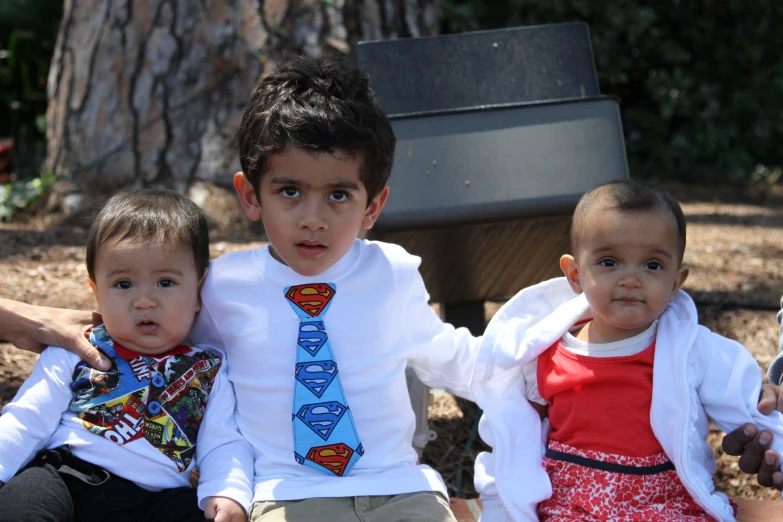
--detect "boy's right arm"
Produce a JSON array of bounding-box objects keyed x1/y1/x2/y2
[
  {"x1": 0, "y1": 298, "x2": 109, "y2": 370},
  {"x1": 0, "y1": 347, "x2": 77, "y2": 483}
]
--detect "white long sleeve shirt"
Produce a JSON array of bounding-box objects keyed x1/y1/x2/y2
[
  {"x1": 470, "y1": 278, "x2": 783, "y2": 522},
  {"x1": 190, "y1": 239, "x2": 479, "y2": 503},
  {"x1": 0, "y1": 342, "x2": 254, "y2": 512}
]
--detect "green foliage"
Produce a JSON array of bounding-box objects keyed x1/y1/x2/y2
[
  {"x1": 0, "y1": 0, "x2": 63, "y2": 175},
  {"x1": 0, "y1": 170, "x2": 55, "y2": 221},
  {"x1": 441, "y1": 0, "x2": 783, "y2": 184}
]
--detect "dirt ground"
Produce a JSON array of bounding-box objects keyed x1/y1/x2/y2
[{"x1": 1, "y1": 181, "x2": 782, "y2": 500}]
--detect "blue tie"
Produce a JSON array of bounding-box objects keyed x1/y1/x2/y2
[{"x1": 286, "y1": 283, "x2": 363, "y2": 476}]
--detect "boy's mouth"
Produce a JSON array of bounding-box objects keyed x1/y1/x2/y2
[
  {"x1": 296, "y1": 241, "x2": 327, "y2": 257},
  {"x1": 615, "y1": 296, "x2": 642, "y2": 303},
  {"x1": 136, "y1": 320, "x2": 159, "y2": 334}
]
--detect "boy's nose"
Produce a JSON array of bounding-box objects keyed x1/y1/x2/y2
[
  {"x1": 133, "y1": 292, "x2": 157, "y2": 309},
  {"x1": 298, "y1": 204, "x2": 328, "y2": 231}
]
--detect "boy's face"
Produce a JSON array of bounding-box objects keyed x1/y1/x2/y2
[
  {"x1": 235, "y1": 147, "x2": 389, "y2": 277},
  {"x1": 88, "y1": 239, "x2": 203, "y2": 355},
  {"x1": 560, "y1": 207, "x2": 689, "y2": 343}
]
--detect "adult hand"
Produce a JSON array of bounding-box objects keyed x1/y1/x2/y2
[
  {"x1": 721, "y1": 384, "x2": 783, "y2": 490},
  {"x1": 757, "y1": 382, "x2": 783, "y2": 415},
  {"x1": 0, "y1": 298, "x2": 110, "y2": 370},
  {"x1": 204, "y1": 496, "x2": 247, "y2": 522}
]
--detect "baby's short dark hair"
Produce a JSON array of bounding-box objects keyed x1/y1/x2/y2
[
  {"x1": 571, "y1": 179, "x2": 687, "y2": 262},
  {"x1": 237, "y1": 55, "x2": 396, "y2": 204},
  {"x1": 86, "y1": 189, "x2": 209, "y2": 280}
]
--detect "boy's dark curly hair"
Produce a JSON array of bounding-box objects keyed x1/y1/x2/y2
[{"x1": 237, "y1": 55, "x2": 396, "y2": 205}]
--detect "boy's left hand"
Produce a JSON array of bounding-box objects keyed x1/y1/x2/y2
[{"x1": 204, "y1": 496, "x2": 247, "y2": 522}]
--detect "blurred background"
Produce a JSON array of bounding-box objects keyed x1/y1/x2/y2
[{"x1": 2, "y1": 0, "x2": 783, "y2": 219}]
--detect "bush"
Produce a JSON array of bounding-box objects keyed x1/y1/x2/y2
[
  {"x1": 441, "y1": 0, "x2": 783, "y2": 184},
  {"x1": 0, "y1": 0, "x2": 63, "y2": 176},
  {"x1": 0, "y1": 170, "x2": 55, "y2": 221}
]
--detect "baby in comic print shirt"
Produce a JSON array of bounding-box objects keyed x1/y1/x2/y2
[{"x1": 0, "y1": 190, "x2": 253, "y2": 522}]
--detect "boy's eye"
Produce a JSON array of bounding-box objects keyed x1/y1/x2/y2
[
  {"x1": 645, "y1": 261, "x2": 664, "y2": 271},
  {"x1": 329, "y1": 190, "x2": 350, "y2": 202},
  {"x1": 598, "y1": 258, "x2": 618, "y2": 268},
  {"x1": 158, "y1": 278, "x2": 176, "y2": 288},
  {"x1": 114, "y1": 280, "x2": 132, "y2": 290},
  {"x1": 281, "y1": 187, "x2": 300, "y2": 198}
]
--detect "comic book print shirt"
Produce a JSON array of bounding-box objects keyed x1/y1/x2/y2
[{"x1": 67, "y1": 325, "x2": 222, "y2": 472}]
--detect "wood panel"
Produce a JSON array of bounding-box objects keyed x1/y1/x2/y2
[{"x1": 371, "y1": 215, "x2": 571, "y2": 303}]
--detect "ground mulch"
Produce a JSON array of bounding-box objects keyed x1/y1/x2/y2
[{"x1": 1, "y1": 182, "x2": 782, "y2": 500}]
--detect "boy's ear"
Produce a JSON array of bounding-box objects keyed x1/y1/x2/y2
[
  {"x1": 559, "y1": 255, "x2": 584, "y2": 294},
  {"x1": 195, "y1": 267, "x2": 209, "y2": 313},
  {"x1": 362, "y1": 185, "x2": 390, "y2": 230},
  {"x1": 234, "y1": 172, "x2": 262, "y2": 221},
  {"x1": 670, "y1": 264, "x2": 690, "y2": 301},
  {"x1": 88, "y1": 277, "x2": 100, "y2": 309}
]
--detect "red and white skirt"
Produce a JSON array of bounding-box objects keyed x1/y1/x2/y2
[{"x1": 537, "y1": 440, "x2": 734, "y2": 521}]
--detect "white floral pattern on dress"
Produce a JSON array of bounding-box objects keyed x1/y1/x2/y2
[{"x1": 538, "y1": 440, "x2": 734, "y2": 521}]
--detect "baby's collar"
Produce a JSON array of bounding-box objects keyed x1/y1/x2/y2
[{"x1": 86, "y1": 324, "x2": 190, "y2": 361}]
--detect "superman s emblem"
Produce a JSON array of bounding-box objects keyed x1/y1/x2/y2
[
  {"x1": 296, "y1": 401, "x2": 346, "y2": 440},
  {"x1": 297, "y1": 321, "x2": 328, "y2": 358},
  {"x1": 295, "y1": 360, "x2": 338, "y2": 398},
  {"x1": 286, "y1": 284, "x2": 335, "y2": 317},
  {"x1": 306, "y1": 443, "x2": 354, "y2": 476}
]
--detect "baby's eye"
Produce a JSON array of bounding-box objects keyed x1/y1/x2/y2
[
  {"x1": 158, "y1": 279, "x2": 176, "y2": 288},
  {"x1": 114, "y1": 280, "x2": 132, "y2": 290},
  {"x1": 598, "y1": 258, "x2": 618, "y2": 268},
  {"x1": 645, "y1": 261, "x2": 664, "y2": 271},
  {"x1": 280, "y1": 187, "x2": 300, "y2": 198},
  {"x1": 329, "y1": 190, "x2": 350, "y2": 202}
]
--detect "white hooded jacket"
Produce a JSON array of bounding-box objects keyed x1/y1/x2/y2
[{"x1": 470, "y1": 278, "x2": 783, "y2": 522}]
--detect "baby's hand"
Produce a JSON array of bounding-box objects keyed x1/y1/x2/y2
[{"x1": 204, "y1": 496, "x2": 246, "y2": 522}]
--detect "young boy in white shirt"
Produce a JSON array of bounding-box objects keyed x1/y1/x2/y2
[
  {"x1": 186, "y1": 55, "x2": 479, "y2": 522},
  {"x1": 471, "y1": 180, "x2": 783, "y2": 522},
  {"x1": 0, "y1": 190, "x2": 253, "y2": 522}
]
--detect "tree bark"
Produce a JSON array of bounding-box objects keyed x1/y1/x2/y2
[{"x1": 46, "y1": 0, "x2": 439, "y2": 205}]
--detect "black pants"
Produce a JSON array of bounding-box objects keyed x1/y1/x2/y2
[{"x1": 0, "y1": 446, "x2": 205, "y2": 522}]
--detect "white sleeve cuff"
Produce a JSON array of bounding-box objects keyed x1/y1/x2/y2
[{"x1": 197, "y1": 481, "x2": 254, "y2": 515}]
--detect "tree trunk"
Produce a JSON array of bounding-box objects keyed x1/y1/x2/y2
[{"x1": 46, "y1": 0, "x2": 439, "y2": 207}]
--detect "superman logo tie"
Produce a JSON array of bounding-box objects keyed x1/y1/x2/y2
[{"x1": 286, "y1": 283, "x2": 363, "y2": 476}]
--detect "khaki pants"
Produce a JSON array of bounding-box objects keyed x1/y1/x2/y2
[{"x1": 249, "y1": 492, "x2": 456, "y2": 522}]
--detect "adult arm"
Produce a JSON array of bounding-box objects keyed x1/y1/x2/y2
[
  {"x1": 721, "y1": 298, "x2": 783, "y2": 490},
  {"x1": 721, "y1": 383, "x2": 783, "y2": 490},
  {"x1": 767, "y1": 295, "x2": 783, "y2": 386},
  {"x1": 0, "y1": 297, "x2": 109, "y2": 370}
]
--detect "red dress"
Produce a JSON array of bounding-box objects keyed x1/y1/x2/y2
[{"x1": 535, "y1": 338, "x2": 728, "y2": 521}]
